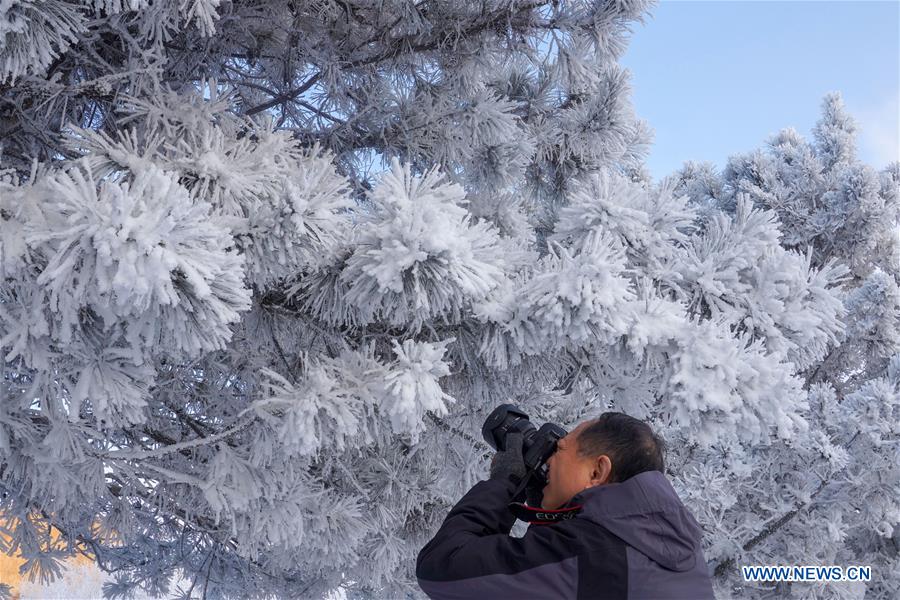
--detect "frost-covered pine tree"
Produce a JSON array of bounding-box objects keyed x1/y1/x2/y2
[
  {"x1": 672, "y1": 94, "x2": 899, "y2": 599},
  {"x1": 0, "y1": 2, "x2": 895, "y2": 599},
  {"x1": 1, "y1": 1, "x2": 654, "y2": 597}
]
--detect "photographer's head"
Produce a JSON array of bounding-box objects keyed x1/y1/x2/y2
[{"x1": 541, "y1": 412, "x2": 666, "y2": 510}]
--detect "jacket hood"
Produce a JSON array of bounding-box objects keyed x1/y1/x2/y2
[{"x1": 567, "y1": 471, "x2": 702, "y2": 572}]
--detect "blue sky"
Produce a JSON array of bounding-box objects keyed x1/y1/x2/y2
[{"x1": 620, "y1": 0, "x2": 900, "y2": 180}]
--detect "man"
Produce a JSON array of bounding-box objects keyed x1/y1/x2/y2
[{"x1": 416, "y1": 412, "x2": 715, "y2": 599}]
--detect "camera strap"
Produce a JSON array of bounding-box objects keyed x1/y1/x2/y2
[
  {"x1": 508, "y1": 501, "x2": 583, "y2": 525},
  {"x1": 506, "y1": 466, "x2": 582, "y2": 525}
]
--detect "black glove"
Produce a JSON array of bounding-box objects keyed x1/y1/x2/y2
[{"x1": 489, "y1": 432, "x2": 528, "y2": 485}]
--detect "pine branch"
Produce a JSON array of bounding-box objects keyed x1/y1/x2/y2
[
  {"x1": 425, "y1": 412, "x2": 489, "y2": 453},
  {"x1": 241, "y1": 0, "x2": 550, "y2": 121},
  {"x1": 105, "y1": 410, "x2": 259, "y2": 461},
  {"x1": 713, "y1": 431, "x2": 863, "y2": 578},
  {"x1": 713, "y1": 476, "x2": 830, "y2": 578},
  {"x1": 243, "y1": 72, "x2": 323, "y2": 116}
]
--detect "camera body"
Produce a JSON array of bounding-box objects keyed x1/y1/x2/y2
[{"x1": 481, "y1": 404, "x2": 567, "y2": 486}]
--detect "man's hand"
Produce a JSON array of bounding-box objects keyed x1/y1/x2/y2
[{"x1": 489, "y1": 432, "x2": 527, "y2": 485}]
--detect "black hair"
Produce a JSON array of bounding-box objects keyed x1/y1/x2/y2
[{"x1": 575, "y1": 412, "x2": 666, "y2": 483}]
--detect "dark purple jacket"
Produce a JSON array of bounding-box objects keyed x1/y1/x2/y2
[{"x1": 416, "y1": 470, "x2": 715, "y2": 599}]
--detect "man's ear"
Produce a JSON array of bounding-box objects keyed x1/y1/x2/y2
[{"x1": 590, "y1": 455, "x2": 613, "y2": 486}]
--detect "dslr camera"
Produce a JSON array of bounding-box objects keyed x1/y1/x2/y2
[{"x1": 481, "y1": 404, "x2": 567, "y2": 488}]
